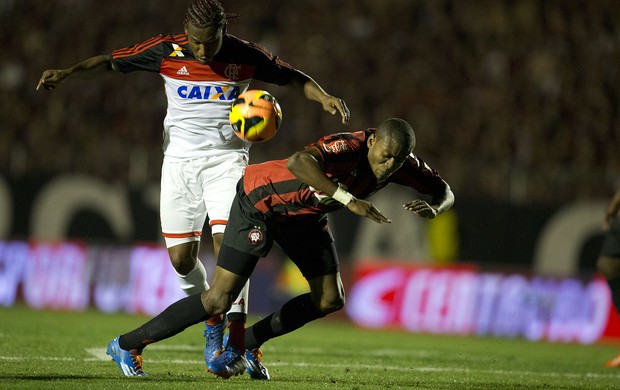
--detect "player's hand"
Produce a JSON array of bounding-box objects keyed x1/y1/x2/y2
[
  {"x1": 347, "y1": 198, "x2": 391, "y2": 224},
  {"x1": 403, "y1": 199, "x2": 438, "y2": 219},
  {"x1": 36, "y1": 69, "x2": 68, "y2": 91},
  {"x1": 322, "y1": 96, "x2": 350, "y2": 125}
]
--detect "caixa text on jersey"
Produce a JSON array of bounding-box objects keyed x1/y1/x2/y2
[{"x1": 177, "y1": 85, "x2": 242, "y2": 100}]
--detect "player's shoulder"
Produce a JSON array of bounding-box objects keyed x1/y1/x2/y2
[
  {"x1": 158, "y1": 33, "x2": 190, "y2": 50},
  {"x1": 222, "y1": 33, "x2": 257, "y2": 49},
  {"x1": 133, "y1": 33, "x2": 187, "y2": 47},
  {"x1": 132, "y1": 33, "x2": 195, "y2": 61},
  {"x1": 219, "y1": 33, "x2": 274, "y2": 58},
  {"x1": 313, "y1": 130, "x2": 368, "y2": 156}
]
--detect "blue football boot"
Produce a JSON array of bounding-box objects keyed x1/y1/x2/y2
[
  {"x1": 106, "y1": 336, "x2": 147, "y2": 377},
  {"x1": 203, "y1": 320, "x2": 225, "y2": 365},
  {"x1": 206, "y1": 344, "x2": 246, "y2": 379},
  {"x1": 245, "y1": 348, "x2": 270, "y2": 380}
]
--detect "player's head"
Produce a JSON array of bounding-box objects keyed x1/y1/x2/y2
[
  {"x1": 367, "y1": 118, "x2": 416, "y2": 182},
  {"x1": 183, "y1": 0, "x2": 230, "y2": 64}
]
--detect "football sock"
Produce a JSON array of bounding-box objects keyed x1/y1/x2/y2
[
  {"x1": 606, "y1": 276, "x2": 620, "y2": 310},
  {"x1": 226, "y1": 281, "x2": 249, "y2": 350},
  {"x1": 227, "y1": 317, "x2": 246, "y2": 351},
  {"x1": 245, "y1": 293, "x2": 324, "y2": 350},
  {"x1": 206, "y1": 313, "x2": 224, "y2": 326},
  {"x1": 175, "y1": 259, "x2": 209, "y2": 296},
  {"x1": 119, "y1": 293, "x2": 208, "y2": 350}
]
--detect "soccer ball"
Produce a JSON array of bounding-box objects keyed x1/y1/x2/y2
[{"x1": 229, "y1": 90, "x2": 282, "y2": 143}]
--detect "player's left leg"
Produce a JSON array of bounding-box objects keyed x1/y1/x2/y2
[
  {"x1": 245, "y1": 272, "x2": 344, "y2": 350},
  {"x1": 243, "y1": 224, "x2": 342, "y2": 379}
]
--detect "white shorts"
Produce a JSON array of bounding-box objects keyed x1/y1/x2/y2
[{"x1": 160, "y1": 152, "x2": 247, "y2": 248}]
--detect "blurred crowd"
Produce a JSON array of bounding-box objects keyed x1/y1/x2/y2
[{"x1": 1, "y1": 0, "x2": 619, "y2": 205}]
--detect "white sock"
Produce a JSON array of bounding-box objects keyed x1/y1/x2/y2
[
  {"x1": 175, "y1": 260, "x2": 209, "y2": 296},
  {"x1": 228, "y1": 280, "x2": 249, "y2": 315}
]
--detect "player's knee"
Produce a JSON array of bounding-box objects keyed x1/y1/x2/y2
[
  {"x1": 319, "y1": 294, "x2": 345, "y2": 315},
  {"x1": 168, "y1": 249, "x2": 195, "y2": 274}
]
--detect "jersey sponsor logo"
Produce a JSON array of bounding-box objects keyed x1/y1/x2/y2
[
  {"x1": 248, "y1": 227, "x2": 264, "y2": 245},
  {"x1": 177, "y1": 85, "x2": 242, "y2": 100},
  {"x1": 169, "y1": 43, "x2": 185, "y2": 57},
  {"x1": 176, "y1": 66, "x2": 190, "y2": 76},
  {"x1": 322, "y1": 139, "x2": 349, "y2": 154}
]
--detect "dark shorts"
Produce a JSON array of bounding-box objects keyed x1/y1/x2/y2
[
  {"x1": 219, "y1": 179, "x2": 339, "y2": 280},
  {"x1": 601, "y1": 218, "x2": 620, "y2": 258}
]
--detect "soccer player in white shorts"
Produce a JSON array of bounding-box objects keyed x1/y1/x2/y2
[
  {"x1": 160, "y1": 152, "x2": 249, "y2": 329},
  {"x1": 37, "y1": 0, "x2": 350, "y2": 378}
]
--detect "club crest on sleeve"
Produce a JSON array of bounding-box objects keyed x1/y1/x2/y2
[
  {"x1": 248, "y1": 227, "x2": 263, "y2": 245},
  {"x1": 322, "y1": 139, "x2": 349, "y2": 154}
]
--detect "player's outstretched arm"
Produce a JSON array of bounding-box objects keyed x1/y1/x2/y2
[
  {"x1": 403, "y1": 181, "x2": 454, "y2": 219},
  {"x1": 288, "y1": 70, "x2": 350, "y2": 125},
  {"x1": 37, "y1": 54, "x2": 113, "y2": 91}
]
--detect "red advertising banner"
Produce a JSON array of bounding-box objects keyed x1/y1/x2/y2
[{"x1": 346, "y1": 261, "x2": 617, "y2": 344}]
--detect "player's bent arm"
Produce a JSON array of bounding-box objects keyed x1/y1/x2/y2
[
  {"x1": 286, "y1": 149, "x2": 340, "y2": 198},
  {"x1": 286, "y1": 149, "x2": 390, "y2": 223},
  {"x1": 402, "y1": 181, "x2": 454, "y2": 219},
  {"x1": 430, "y1": 181, "x2": 455, "y2": 215},
  {"x1": 37, "y1": 55, "x2": 114, "y2": 90}
]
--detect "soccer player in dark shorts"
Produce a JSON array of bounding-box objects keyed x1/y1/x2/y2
[
  {"x1": 219, "y1": 181, "x2": 338, "y2": 281},
  {"x1": 596, "y1": 189, "x2": 620, "y2": 367},
  {"x1": 104, "y1": 117, "x2": 455, "y2": 379},
  {"x1": 37, "y1": 0, "x2": 350, "y2": 379}
]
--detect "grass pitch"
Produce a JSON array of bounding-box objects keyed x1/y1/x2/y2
[{"x1": 1, "y1": 304, "x2": 619, "y2": 389}]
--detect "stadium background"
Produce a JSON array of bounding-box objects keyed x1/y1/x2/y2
[{"x1": 1, "y1": 1, "x2": 619, "y2": 343}]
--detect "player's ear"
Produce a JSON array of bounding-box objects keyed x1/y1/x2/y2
[{"x1": 367, "y1": 133, "x2": 376, "y2": 148}]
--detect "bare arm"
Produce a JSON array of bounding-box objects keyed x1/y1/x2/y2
[
  {"x1": 287, "y1": 70, "x2": 350, "y2": 125},
  {"x1": 286, "y1": 148, "x2": 391, "y2": 224},
  {"x1": 36, "y1": 54, "x2": 114, "y2": 91},
  {"x1": 403, "y1": 182, "x2": 455, "y2": 219}
]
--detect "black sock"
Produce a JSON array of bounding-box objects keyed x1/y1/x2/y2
[
  {"x1": 245, "y1": 293, "x2": 325, "y2": 350},
  {"x1": 607, "y1": 276, "x2": 620, "y2": 312},
  {"x1": 227, "y1": 312, "x2": 247, "y2": 323},
  {"x1": 119, "y1": 293, "x2": 208, "y2": 350}
]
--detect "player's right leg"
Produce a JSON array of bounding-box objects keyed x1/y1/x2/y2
[{"x1": 160, "y1": 158, "x2": 224, "y2": 363}]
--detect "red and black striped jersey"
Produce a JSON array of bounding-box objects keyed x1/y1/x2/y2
[
  {"x1": 243, "y1": 129, "x2": 448, "y2": 218},
  {"x1": 111, "y1": 33, "x2": 295, "y2": 83},
  {"x1": 110, "y1": 33, "x2": 296, "y2": 159}
]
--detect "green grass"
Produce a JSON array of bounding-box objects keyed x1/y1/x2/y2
[{"x1": 1, "y1": 304, "x2": 620, "y2": 389}]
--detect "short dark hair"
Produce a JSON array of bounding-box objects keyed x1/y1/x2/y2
[
  {"x1": 184, "y1": 0, "x2": 227, "y2": 29},
  {"x1": 377, "y1": 118, "x2": 416, "y2": 153}
]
